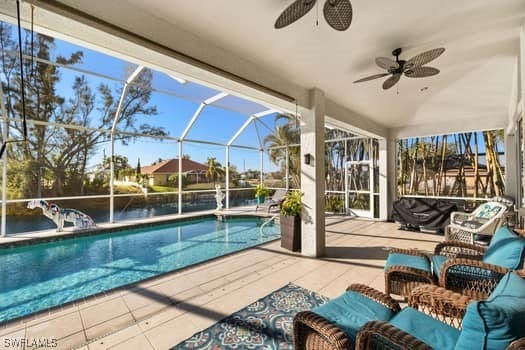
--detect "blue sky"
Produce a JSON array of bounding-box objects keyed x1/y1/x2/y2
[{"x1": 40, "y1": 30, "x2": 281, "y2": 172}]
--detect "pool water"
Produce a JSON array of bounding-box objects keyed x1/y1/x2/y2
[{"x1": 0, "y1": 217, "x2": 280, "y2": 323}]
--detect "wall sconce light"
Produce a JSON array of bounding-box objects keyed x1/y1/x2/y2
[{"x1": 304, "y1": 153, "x2": 311, "y2": 165}]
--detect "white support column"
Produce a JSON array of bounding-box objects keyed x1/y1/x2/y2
[
  {"x1": 226, "y1": 146, "x2": 230, "y2": 209},
  {"x1": 386, "y1": 136, "x2": 397, "y2": 219},
  {"x1": 505, "y1": 133, "x2": 518, "y2": 201},
  {"x1": 521, "y1": 23, "x2": 525, "y2": 118},
  {"x1": 378, "y1": 138, "x2": 389, "y2": 220},
  {"x1": 285, "y1": 147, "x2": 289, "y2": 191},
  {"x1": 259, "y1": 150, "x2": 264, "y2": 184},
  {"x1": 301, "y1": 88, "x2": 325, "y2": 257},
  {"x1": 505, "y1": 58, "x2": 520, "y2": 202},
  {"x1": 344, "y1": 140, "x2": 348, "y2": 213},
  {"x1": 0, "y1": 84, "x2": 7, "y2": 238},
  {"x1": 178, "y1": 141, "x2": 182, "y2": 215}
]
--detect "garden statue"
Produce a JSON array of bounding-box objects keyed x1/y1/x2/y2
[
  {"x1": 27, "y1": 199, "x2": 96, "y2": 232},
  {"x1": 215, "y1": 184, "x2": 225, "y2": 211}
]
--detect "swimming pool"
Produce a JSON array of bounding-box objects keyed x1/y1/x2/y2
[{"x1": 0, "y1": 216, "x2": 280, "y2": 324}]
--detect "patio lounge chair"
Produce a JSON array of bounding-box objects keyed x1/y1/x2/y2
[
  {"x1": 445, "y1": 196, "x2": 514, "y2": 244},
  {"x1": 256, "y1": 188, "x2": 287, "y2": 213},
  {"x1": 293, "y1": 284, "x2": 401, "y2": 350},
  {"x1": 356, "y1": 271, "x2": 525, "y2": 350},
  {"x1": 384, "y1": 226, "x2": 525, "y2": 299}
]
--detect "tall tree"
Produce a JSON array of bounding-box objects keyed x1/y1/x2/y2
[
  {"x1": 263, "y1": 114, "x2": 300, "y2": 188},
  {"x1": 0, "y1": 23, "x2": 165, "y2": 197},
  {"x1": 206, "y1": 157, "x2": 225, "y2": 186}
]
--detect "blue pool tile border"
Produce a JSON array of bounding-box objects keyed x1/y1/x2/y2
[{"x1": 0, "y1": 213, "x2": 265, "y2": 250}]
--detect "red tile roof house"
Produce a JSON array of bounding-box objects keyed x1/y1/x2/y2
[{"x1": 140, "y1": 158, "x2": 208, "y2": 187}]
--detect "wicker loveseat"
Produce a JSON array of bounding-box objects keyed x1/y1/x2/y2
[
  {"x1": 356, "y1": 271, "x2": 525, "y2": 350},
  {"x1": 384, "y1": 226, "x2": 525, "y2": 299}
]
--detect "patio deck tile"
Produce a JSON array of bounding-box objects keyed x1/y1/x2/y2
[
  {"x1": 25, "y1": 311, "x2": 84, "y2": 342},
  {"x1": 88, "y1": 324, "x2": 142, "y2": 350},
  {"x1": 0, "y1": 328, "x2": 25, "y2": 350},
  {"x1": 109, "y1": 334, "x2": 154, "y2": 350},
  {"x1": 80, "y1": 298, "x2": 131, "y2": 330},
  {"x1": 143, "y1": 314, "x2": 200, "y2": 350},
  {"x1": 84, "y1": 313, "x2": 135, "y2": 342}
]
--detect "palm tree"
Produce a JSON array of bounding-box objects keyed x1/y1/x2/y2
[
  {"x1": 206, "y1": 157, "x2": 225, "y2": 186},
  {"x1": 263, "y1": 114, "x2": 300, "y2": 188}
]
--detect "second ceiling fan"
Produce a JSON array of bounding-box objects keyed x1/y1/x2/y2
[
  {"x1": 354, "y1": 47, "x2": 445, "y2": 90},
  {"x1": 275, "y1": 0, "x2": 353, "y2": 31}
]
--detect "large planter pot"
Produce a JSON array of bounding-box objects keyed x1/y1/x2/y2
[
  {"x1": 280, "y1": 214, "x2": 301, "y2": 252},
  {"x1": 257, "y1": 195, "x2": 265, "y2": 204}
]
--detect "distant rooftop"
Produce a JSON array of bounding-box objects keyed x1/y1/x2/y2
[{"x1": 141, "y1": 158, "x2": 208, "y2": 174}]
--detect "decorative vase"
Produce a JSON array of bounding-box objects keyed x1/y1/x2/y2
[{"x1": 280, "y1": 214, "x2": 301, "y2": 252}]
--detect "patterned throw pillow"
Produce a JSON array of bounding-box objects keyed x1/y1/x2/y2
[{"x1": 476, "y1": 203, "x2": 502, "y2": 219}]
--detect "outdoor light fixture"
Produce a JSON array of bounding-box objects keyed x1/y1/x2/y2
[{"x1": 304, "y1": 153, "x2": 312, "y2": 165}]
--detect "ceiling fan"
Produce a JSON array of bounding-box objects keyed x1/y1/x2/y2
[
  {"x1": 354, "y1": 47, "x2": 445, "y2": 90},
  {"x1": 275, "y1": 0, "x2": 353, "y2": 31}
]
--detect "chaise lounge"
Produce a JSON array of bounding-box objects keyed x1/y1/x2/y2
[{"x1": 256, "y1": 188, "x2": 287, "y2": 213}]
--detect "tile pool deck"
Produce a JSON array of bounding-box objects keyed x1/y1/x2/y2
[{"x1": 0, "y1": 214, "x2": 444, "y2": 350}]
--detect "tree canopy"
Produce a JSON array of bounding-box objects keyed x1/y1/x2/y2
[{"x1": 0, "y1": 23, "x2": 166, "y2": 198}]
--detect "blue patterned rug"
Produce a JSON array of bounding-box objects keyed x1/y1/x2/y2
[{"x1": 172, "y1": 283, "x2": 328, "y2": 349}]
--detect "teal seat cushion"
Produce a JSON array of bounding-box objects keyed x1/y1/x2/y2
[
  {"x1": 432, "y1": 254, "x2": 448, "y2": 276},
  {"x1": 455, "y1": 272, "x2": 525, "y2": 350},
  {"x1": 389, "y1": 307, "x2": 460, "y2": 349},
  {"x1": 312, "y1": 290, "x2": 397, "y2": 342},
  {"x1": 385, "y1": 253, "x2": 431, "y2": 273},
  {"x1": 483, "y1": 226, "x2": 525, "y2": 270}
]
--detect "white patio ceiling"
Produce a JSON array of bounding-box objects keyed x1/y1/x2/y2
[{"x1": 2, "y1": 1, "x2": 525, "y2": 138}]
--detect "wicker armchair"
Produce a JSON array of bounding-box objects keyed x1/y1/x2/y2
[
  {"x1": 408, "y1": 284, "x2": 472, "y2": 329},
  {"x1": 445, "y1": 197, "x2": 514, "y2": 244},
  {"x1": 384, "y1": 241, "x2": 486, "y2": 297},
  {"x1": 384, "y1": 227, "x2": 525, "y2": 298},
  {"x1": 434, "y1": 240, "x2": 507, "y2": 299},
  {"x1": 384, "y1": 248, "x2": 436, "y2": 297},
  {"x1": 357, "y1": 271, "x2": 525, "y2": 350},
  {"x1": 293, "y1": 284, "x2": 401, "y2": 350}
]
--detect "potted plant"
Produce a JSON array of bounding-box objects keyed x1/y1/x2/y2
[
  {"x1": 280, "y1": 190, "x2": 303, "y2": 252},
  {"x1": 254, "y1": 184, "x2": 270, "y2": 204}
]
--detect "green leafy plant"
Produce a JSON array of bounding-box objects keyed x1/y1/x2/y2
[
  {"x1": 254, "y1": 184, "x2": 270, "y2": 198},
  {"x1": 280, "y1": 190, "x2": 304, "y2": 217},
  {"x1": 326, "y1": 195, "x2": 344, "y2": 213}
]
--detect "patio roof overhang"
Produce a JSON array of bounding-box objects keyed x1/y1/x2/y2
[
  {"x1": 1, "y1": 1, "x2": 522, "y2": 139},
  {"x1": 0, "y1": 1, "x2": 523, "y2": 257}
]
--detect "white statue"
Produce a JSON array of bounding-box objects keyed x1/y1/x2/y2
[
  {"x1": 215, "y1": 184, "x2": 225, "y2": 211},
  {"x1": 27, "y1": 199, "x2": 96, "y2": 232}
]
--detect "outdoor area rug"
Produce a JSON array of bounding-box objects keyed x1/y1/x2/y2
[{"x1": 171, "y1": 283, "x2": 329, "y2": 349}]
